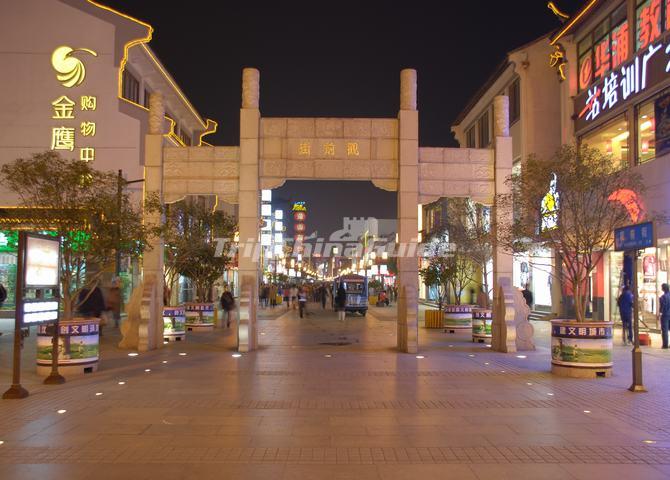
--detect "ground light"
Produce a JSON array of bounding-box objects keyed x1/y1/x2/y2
[
  {"x1": 516, "y1": 355, "x2": 527, "y2": 359},
  {"x1": 484, "y1": 362, "x2": 490, "y2": 365},
  {"x1": 118, "y1": 381, "x2": 126, "y2": 385},
  {"x1": 178, "y1": 352, "x2": 187, "y2": 356},
  {"x1": 0, "y1": 441, "x2": 4, "y2": 445},
  {"x1": 127, "y1": 353, "x2": 139, "y2": 357},
  {"x1": 583, "y1": 410, "x2": 591, "y2": 413},
  {"x1": 162, "y1": 360, "x2": 168, "y2": 364},
  {"x1": 643, "y1": 440, "x2": 657, "y2": 444},
  {"x1": 57, "y1": 409, "x2": 66, "y2": 414},
  {"x1": 95, "y1": 392, "x2": 103, "y2": 396},
  {"x1": 468, "y1": 354, "x2": 475, "y2": 357},
  {"x1": 415, "y1": 355, "x2": 425, "y2": 359},
  {"x1": 324, "y1": 354, "x2": 332, "y2": 358},
  {"x1": 526, "y1": 382, "x2": 533, "y2": 385},
  {"x1": 547, "y1": 393, "x2": 554, "y2": 396},
  {"x1": 144, "y1": 369, "x2": 151, "y2": 372},
  {"x1": 232, "y1": 353, "x2": 242, "y2": 358}
]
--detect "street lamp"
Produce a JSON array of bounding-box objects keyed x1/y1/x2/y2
[{"x1": 116, "y1": 169, "x2": 145, "y2": 277}]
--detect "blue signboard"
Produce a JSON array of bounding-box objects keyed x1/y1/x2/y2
[{"x1": 614, "y1": 222, "x2": 655, "y2": 251}]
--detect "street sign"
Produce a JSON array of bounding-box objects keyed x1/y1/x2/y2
[{"x1": 614, "y1": 221, "x2": 655, "y2": 252}]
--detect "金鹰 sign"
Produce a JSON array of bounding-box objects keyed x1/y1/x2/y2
[{"x1": 49, "y1": 46, "x2": 99, "y2": 162}]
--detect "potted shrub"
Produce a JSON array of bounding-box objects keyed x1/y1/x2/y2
[
  {"x1": 419, "y1": 256, "x2": 449, "y2": 328},
  {"x1": 1, "y1": 152, "x2": 158, "y2": 375},
  {"x1": 501, "y1": 145, "x2": 648, "y2": 377}
]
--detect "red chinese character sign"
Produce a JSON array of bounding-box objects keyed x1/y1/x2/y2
[
  {"x1": 637, "y1": 0, "x2": 662, "y2": 51},
  {"x1": 574, "y1": 34, "x2": 670, "y2": 132}
]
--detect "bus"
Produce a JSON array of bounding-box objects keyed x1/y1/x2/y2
[{"x1": 333, "y1": 274, "x2": 368, "y2": 316}]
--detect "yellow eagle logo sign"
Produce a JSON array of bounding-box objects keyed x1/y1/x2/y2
[{"x1": 51, "y1": 46, "x2": 98, "y2": 88}]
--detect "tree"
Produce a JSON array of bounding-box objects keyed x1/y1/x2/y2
[
  {"x1": 419, "y1": 256, "x2": 450, "y2": 311},
  {"x1": 498, "y1": 144, "x2": 648, "y2": 322},
  {"x1": 0, "y1": 152, "x2": 159, "y2": 319},
  {"x1": 163, "y1": 198, "x2": 236, "y2": 303},
  {"x1": 444, "y1": 198, "x2": 493, "y2": 307}
]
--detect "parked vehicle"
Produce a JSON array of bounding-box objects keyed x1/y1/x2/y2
[{"x1": 332, "y1": 274, "x2": 368, "y2": 315}]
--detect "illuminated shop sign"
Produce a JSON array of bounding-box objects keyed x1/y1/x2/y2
[
  {"x1": 296, "y1": 141, "x2": 360, "y2": 157},
  {"x1": 292, "y1": 201, "x2": 307, "y2": 212},
  {"x1": 540, "y1": 173, "x2": 559, "y2": 231},
  {"x1": 575, "y1": 34, "x2": 670, "y2": 132},
  {"x1": 49, "y1": 46, "x2": 99, "y2": 162}
]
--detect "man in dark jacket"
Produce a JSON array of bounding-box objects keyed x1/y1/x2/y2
[
  {"x1": 521, "y1": 284, "x2": 533, "y2": 308},
  {"x1": 617, "y1": 285, "x2": 634, "y2": 345},
  {"x1": 220, "y1": 289, "x2": 235, "y2": 328}
]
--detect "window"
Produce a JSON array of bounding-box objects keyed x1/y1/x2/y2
[
  {"x1": 466, "y1": 125, "x2": 476, "y2": 148},
  {"x1": 143, "y1": 89, "x2": 151, "y2": 109},
  {"x1": 636, "y1": 0, "x2": 662, "y2": 51},
  {"x1": 121, "y1": 69, "x2": 140, "y2": 104},
  {"x1": 580, "y1": 114, "x2": 629, "y2": 170},
  {"x1": 509, "y1": 78, "x2": 520, "y2": 125},
  {"x1": 577, "y1": 3, "x2": 629, "y2": 92},
  {"x1": 638, "y1": 100, "x2": 656, "y2": 163},
  {"x1": 478, "y1": 110, "x2": 490, "y2": 148}
]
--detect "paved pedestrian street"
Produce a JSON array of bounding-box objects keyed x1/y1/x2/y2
[{"x1": 1, "y1": 304, "x2": 670, "y2": 479}]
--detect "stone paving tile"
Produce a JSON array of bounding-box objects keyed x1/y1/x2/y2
[{"x1": 2, "y1": 305, "x2": 670, "y2": 478}]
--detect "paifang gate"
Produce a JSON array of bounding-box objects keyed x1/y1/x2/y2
[{"x1": 137, "y1": 68, "x2": 519, "y2": 354}]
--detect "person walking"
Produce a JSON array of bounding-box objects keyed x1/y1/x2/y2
[
  {"x1": 269, "y1": 284, "x2": 277, "y2": 308},
  {"x1": 335, "y1": 283, "x2": 347, "y2": 322},
  {"x1": 659, "y1": 283, "x2": 670, "y2": 349},
  {"x1": 290, "y1": 285, "x2": 298, "y2": 310},
  {"x1": 521, "y1": 284, "x2": 533, "y2": 309},
  {"x1": 320, "y1": 285, "x2": 327, "y2": 309},
  {"x1": 220, "y1": 288, "x2": 235, "y2": 328},
  {"x1": 298, "y1": 287, "x2": 307, "y2": 318},
  {"x1": 0, "y1": 282, "x2": 7, "y2": 308},
  {"x1": 283, "y1": 285, "x2": 290, "y2": 310},
  {"x1": 617, "y1": 285, "x2": 634, "y2": 345}
]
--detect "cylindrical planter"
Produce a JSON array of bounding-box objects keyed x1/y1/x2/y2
[
  {"x1": 36, "y1": 317, "x2": 100, "y2": 376},
  {"x1": 185, "y1": 303, "x2": 216, "y2": 331},
  {"x1": 444, "y1": 305, "x2": 474, "y2": 333},
  {"x1": 551, "y1": 319, "x2": 613, "y2": 378},
  {"x1": 472, "y1": 308, "x2": 492, "y2": 343},
  {"x1": 163, "y1": 306, "x2": 186, "y2": 342},
  {"x1": 424, "y1": 309, "x2": 444, "y2": 328}
]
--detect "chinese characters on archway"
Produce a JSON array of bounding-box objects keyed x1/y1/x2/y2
[{"x1": 296, "y1": 141, "x2": 360, "y2": 157}]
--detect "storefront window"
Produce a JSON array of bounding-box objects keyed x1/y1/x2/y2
[
  {"x1": 636, "y1": 0, "x2": 662, "y2": 51},
  {"x1": 637, "y1": 100, "x2": 656, "y2": 163},
  {"x1": 580, "y1": 115, "x2": 629, "y2": 169}
]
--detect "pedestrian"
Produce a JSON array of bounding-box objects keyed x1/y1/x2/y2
[
  {"x1": 335, "y1": 283, "x2": 347, "y2": 322},
  {"x1": 0, "y1": 281, "x2": 6, "y2": 307},
  {"x1": 521, "y1": 284, "x2": 533, "y2": 309},
  {"x1": 659, "y1": 283, "x2": 670, "y2": 349},
  {"x1": 283, "y1": 285, "x2": 290, "y2": 310},
  {"x1": 78, "y1": 284, "x2": 106, "y2": 333},
  {"x1": 220, "y1": 288, "x2": 235, "y2": 328},
  {"x1": 290, "y1": 285, "x2": 298, "y2": 310},
  {"x1": 320, "y1": 285, "x2": 327, "y2": 309},
  {"x1": 617, "y1": 285, "x2": 634, "y2": 345},
  {"x1": 298, "y1": 287, "x2": 307, "y2": 318},
  {"x1": 106, "y1": 277, "x2": 122, "y2": 328},
  {"x1": 270, "y1": 284, "x2": 277, "y2": 308}
]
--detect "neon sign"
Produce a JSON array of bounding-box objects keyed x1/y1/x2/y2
[
  {"x1": 49, "y1": 46, "x2": 99, "y2": 162},
  {"x1": 575, "y1": 32, "x2": 670, "y2": 131},
  {"x1": 541, "y1": 173, "x2": 559, "y2": 231}
]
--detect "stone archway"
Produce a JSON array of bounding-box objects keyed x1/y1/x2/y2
[{"x1": 141, "y1": 68, "x2": 517, "y2": 354}]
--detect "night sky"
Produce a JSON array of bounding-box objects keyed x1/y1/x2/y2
[{"x1": 103, "y1": 0, "x2": 584, "y2": 238}]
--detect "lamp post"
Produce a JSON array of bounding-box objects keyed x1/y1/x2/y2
[{"x1": 116, "y1": 169, "x2": 145, "y2": 277}]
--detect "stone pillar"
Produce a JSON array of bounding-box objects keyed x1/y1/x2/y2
[
  {"x1": 397, "y1": 69, "x2": 419, "y2": 354},
  {"x1": 126, "y1": 92, "x2": 164, "y2": 351},
  {"x1": 491, "y1": 95, "x2": 516, "y2": 353},
  {"x1": 237, "y1": 68, "x2": 260, "y2": 353}
]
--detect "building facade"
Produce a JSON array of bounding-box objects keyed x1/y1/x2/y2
[
  {"x1": 451, "y1": 34, "x2": 563, "y2": 313},
  {"x1": 552, "y1": 0, "x2": 670, "y2": 328},
  {"x1": 0, "y1": 0, "x2": 217, "y2": 308}
]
